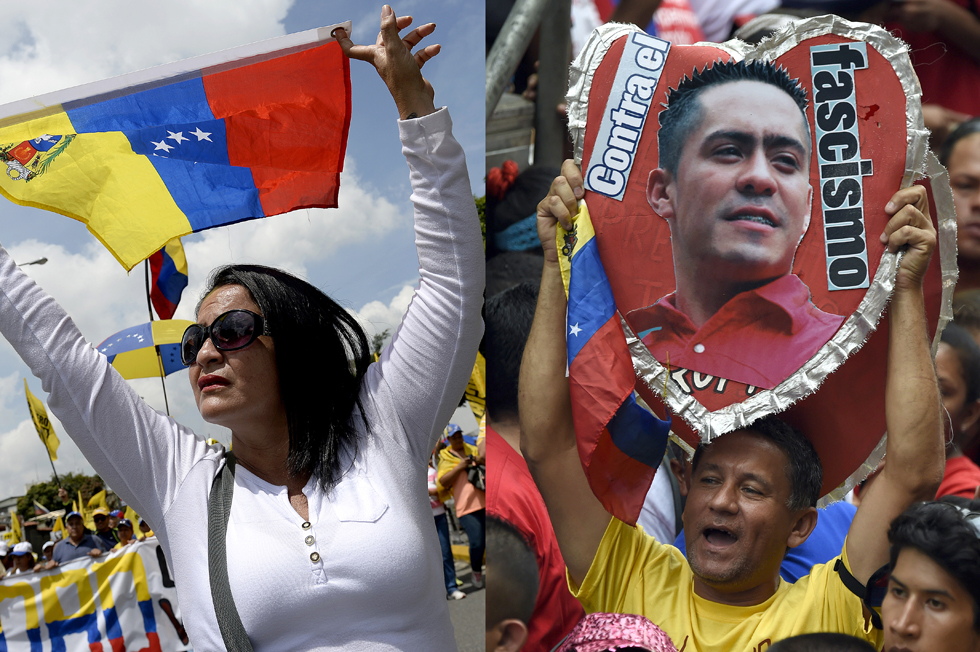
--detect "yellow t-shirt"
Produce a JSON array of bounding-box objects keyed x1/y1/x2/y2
[{"x1": 571, "y1": 518, "x2": 883, "y2": 652}]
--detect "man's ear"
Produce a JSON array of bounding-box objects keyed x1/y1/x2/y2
[
  {"x1": 787, "y1": 506, "x2": 818, "y2": 549},
  {"x1": 489, "y1": 619, "x2": 528, "y2": 652},
  {"x1": 647, "y1": 168, "x2": 675, "y2": 219}
]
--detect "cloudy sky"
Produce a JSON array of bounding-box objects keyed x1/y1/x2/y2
[{"x1": 0, "y1": 0, "x2": 485, "y2": 501}]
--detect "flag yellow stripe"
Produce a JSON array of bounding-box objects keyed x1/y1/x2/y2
[
  {"x1": 111, "y1": 348, "x2": 164, "y2": 380},
  {"x1": 0, "y1": 111, "x2": 193, "y2": 270}
]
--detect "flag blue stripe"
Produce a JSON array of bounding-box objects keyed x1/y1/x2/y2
[
  {"x1": 567, "y1": 237, "x2": 616, "y2": 364},
  {"x1": 96, "y1": 323, "x2": 153, "y2": 357},
  {"x1": 156, "y1": 248, "x2": 188, "y2": 306},
  {"x1": 66, "y1": 77, "x2": 264, "y2": 231},
  {"x1": 159, "y1": 342, "x2": 187, "y2": 374},
  {"x1": 607, "y1": 394, "x2": 670, "y2": 467}
]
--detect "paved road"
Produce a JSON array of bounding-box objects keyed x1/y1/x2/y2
[{"x1": 447, "y1": 560, "x2": 485, "y2": 652}]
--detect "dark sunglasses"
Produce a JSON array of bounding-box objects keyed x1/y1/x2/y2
[
  {"x1": 181, "y1": 309, "x2": 267, "y2": 365},
  {"x1": 93, "y1": 515, "x2": 107, "y2": 521}
]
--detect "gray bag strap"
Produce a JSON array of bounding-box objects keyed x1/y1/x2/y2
[{"x1": 208, "y1": 452, "x2": 253, "y2": 651}]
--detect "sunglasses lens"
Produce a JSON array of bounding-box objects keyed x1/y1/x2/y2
[
  {"x1": 213, "y1": 311, "x2": 257, "y2": 350},
  {"x1": 181, "y1": 326, "x2": 206, "y2": 365}
]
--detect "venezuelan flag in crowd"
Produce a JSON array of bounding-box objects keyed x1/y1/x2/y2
[
  {"x1": 557, "y1": 200, "x2": 670, "y2": 525},
  {"x1": 0, "y1": 21, "x2": 353, "y2": 271},
  {"x1": 97, "y1": 320, "x2": 194, "y2": 379},
  {"x1": 150, "y1": 237, "x2": 189, "y2": 320}
]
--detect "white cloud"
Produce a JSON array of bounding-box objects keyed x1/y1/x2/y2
[
  {"x1": 0, "y1": 1, "x2": 294, "y2": 105},
  {"x1": 351, "y1": 283, "x2": 417, "y2": 345},
  {"x1": 0, "y1": 373, "x2": 97, "y2": 499}
]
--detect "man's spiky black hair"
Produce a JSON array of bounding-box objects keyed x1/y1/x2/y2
[{"x1": 657, "y1": 59, "x2": 810, "y2": 176}]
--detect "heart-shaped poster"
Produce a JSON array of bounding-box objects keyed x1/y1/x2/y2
[{"x1": 564, "y1": 15, "x2": 955, "y2": 518}]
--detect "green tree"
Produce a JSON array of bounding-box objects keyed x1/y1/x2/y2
[
  {"x1": 371, "y1": 328, "x2": 391, "y2": 357},
  {"x1": 16, "y1": 472, "x2": 107, "y2": 517}
]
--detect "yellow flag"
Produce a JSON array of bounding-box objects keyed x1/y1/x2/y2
[
  {"x1": 124, "y1": 506, "x2": 140, "y2": 527},
  {"x1": 24, "y1": 380, "x2": 59, "y2": 461},
  {"x1": 8, "y1": 509, "x2": 21, "y2": 543},
  {"x1": 464, "y1": 351, "x2": 486, "y2": 421},
  {"x1": 79, "y1": 490, "x2": 94, "y2": 531},
  {"x1": 52, "y1": 516, "x2": 65, "y2": 540},
  {"x1": 88, "y1": 490, "x2": 108, "y2": 512}
]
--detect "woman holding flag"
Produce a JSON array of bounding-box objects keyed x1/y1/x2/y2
[{"x1": 0, "y1": 6, "x2": 482, "y2": 651}]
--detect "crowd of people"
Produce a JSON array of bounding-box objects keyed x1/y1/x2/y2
[
  {"x1": 0, "y1": 506, "x2": 158, "y2": 579},
  {"x1": 486, "y1": 1, "x2": 980, "y2": 651}
]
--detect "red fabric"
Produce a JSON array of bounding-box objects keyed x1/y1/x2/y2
[
  {"x1": 147, "y1": 249, "x2": 175, "y2": 320},
  {"x1": 570, "y1": 313, "x2": 656, "y2": 523},
  {"x1": 632, "y1": 274, "x2": 845, "y2": 389},
  {"x1": 936, "y1": 455, "x2": 980, "y2": 499},
  {"x1": 203, "y1": 41, "x2": 351, "y2": 215},
  {"x1": 486, "y1": 427, "x2": 585, "y2": 652},
  {"x1": 887, "y1": 1, "x2": 980, "y2": 116},
  {"x1": 652, "y1": 0, "x2": 705, "y2": 46}
]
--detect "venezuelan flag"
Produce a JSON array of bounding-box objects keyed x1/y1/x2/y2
[
  {"x1": 0, "y1": 21, "x2": 353, "y2": 271},
  {"x1": 558, "y1": 200, "x2": 670, "y2": 525},
  {"x1": 150, "y1": 237, "x2": 189, "y2": 320},
  {"x1": 96, "y1": 320, "x2": 194, "y2": 379}
]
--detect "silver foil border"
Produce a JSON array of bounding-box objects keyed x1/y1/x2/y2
[{"x1": 569, "y1": 17, "x2": 954, "y2": 504}]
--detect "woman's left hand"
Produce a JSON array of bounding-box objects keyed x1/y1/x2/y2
[{"x1": 334, "y1": 5, "x2": 439, "y2": 120}]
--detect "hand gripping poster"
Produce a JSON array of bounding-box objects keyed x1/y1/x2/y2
[
  {"x1": 0, "y1": 539, "x2": 190, "y2": 651},
  {"x1": 561, "y1": 15, "x2": 956, "y2": 522}
]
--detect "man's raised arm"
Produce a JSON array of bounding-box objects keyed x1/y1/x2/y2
[
  {"x1": 519, "y1": 160, "x2": 613, "y2": 586},
  {"x1": 845, "y1": 185, "x2": 945, "y2": 584}
]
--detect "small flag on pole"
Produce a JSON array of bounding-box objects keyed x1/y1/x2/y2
[
  {"x1": 25, "y1": 379, "x2": 60, "y2": 461},
  {"x1": 149, "y1": 237, "x2": 189, "y2": 320},
  {"x1": 9, "y1": 509, "x2": 21, "y2": 544}
]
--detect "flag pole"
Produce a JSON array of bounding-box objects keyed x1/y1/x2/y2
[
  {"x1": 43, "y1": 444, "x2": 59, "y2": 487},
  {"x1": 144, "y1": 260, "x2": 171, "y2": 416}
]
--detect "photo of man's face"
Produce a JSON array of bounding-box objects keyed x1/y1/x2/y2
[
  {"x1": 648, "y1": 80, "x2": 812, "y2": 286},
  {"x1": 620, "y1": 60, "x2": 845, "y2": 392}
]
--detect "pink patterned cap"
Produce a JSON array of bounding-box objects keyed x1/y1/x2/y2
[{"x1": 554, "y1": 613, "x2": 678, "y2": 652}]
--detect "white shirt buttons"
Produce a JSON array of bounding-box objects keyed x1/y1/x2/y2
[{"x1": 693, "y1": 343, "x2": 705, "y2": 353}]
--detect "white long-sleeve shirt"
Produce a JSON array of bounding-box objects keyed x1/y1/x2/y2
[{"x1": 0, "y1": 107, "x2": 484, "y2": 651}]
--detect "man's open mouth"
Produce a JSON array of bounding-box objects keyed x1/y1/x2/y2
[{"x1": 703, "y1": 527, "x2": 738, "y2": 546}]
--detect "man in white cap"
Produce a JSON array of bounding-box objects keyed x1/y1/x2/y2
[{"x1": 8, "y1": 542, "x2": 35, "y2": 575}]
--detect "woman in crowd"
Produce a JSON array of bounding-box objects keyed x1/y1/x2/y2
[
  {"x1": 935, "y1": 323, "x2": 980, "y2": 498},
  {"x1": 883, "y1": 500, "x2": 980, "y2": 652},
  {"x1": 438, "y1": 423, "x2": 487, "y2": 588},
  {"x1": 942, "y1": 118, "x2": 980, "y2": 292},
  {"x1": 0, "y1": 6, "x2": 483, "y2": 651}
]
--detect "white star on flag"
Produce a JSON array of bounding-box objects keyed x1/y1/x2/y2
[
  {"x1": 191, "y1": 127, "x2": 212, "y2": 142},
  {"x1": 152, "y1": 140, "x2": 174, "y2": 152},
  {"x1": 167, "y1": 130, "x2": 188, "y2": 144},
  {"x1": 569, "y1": 323, "x2": 582, "y2": 337}
]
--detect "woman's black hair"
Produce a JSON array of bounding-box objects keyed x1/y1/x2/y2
[
  {"x1": 200, "y1": 265, "x2": 371, "y2": 490},
  {"x1": 940, "y1": 116, "x2": 980, "y2": 167},
  {"x1": 888, "y1": 500, "x2": 980, "y2": 631},
  {"x1": 941, "y1": 322, "x2": 980, "y2": 404}
]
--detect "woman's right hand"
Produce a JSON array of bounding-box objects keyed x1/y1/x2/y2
[{"x1": 334, "y1": 5, "x2": 439, "y2": 120}]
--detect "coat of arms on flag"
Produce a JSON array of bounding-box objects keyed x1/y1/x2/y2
[{"x1": 0, "y1": 134, "x2": 74, "y2": 182}]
